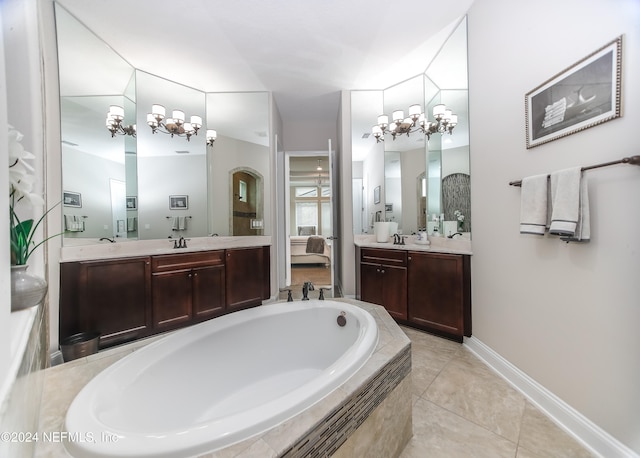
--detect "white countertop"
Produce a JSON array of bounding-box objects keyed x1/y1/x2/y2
[
  {"x1": 354, "y1": 234, "x2": 472, "y2": 255},
  {"x1": 60, "y1": 236, "x2": 272, "y2": 262}
]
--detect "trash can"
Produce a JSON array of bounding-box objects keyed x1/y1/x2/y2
[{"x1": 60, "y1": 331, "x2": 100, "y2": 362}]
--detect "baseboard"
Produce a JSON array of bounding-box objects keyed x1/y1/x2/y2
[{"x1": 464, "y1": 336, "x2": 638, "y2": 458}]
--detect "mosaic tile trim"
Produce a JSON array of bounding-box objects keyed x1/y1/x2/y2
[{"x1": 281, "y1": 344, "x2": 411, "y2": 458}]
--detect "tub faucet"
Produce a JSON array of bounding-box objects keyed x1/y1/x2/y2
[
  {"x1": 447, "y1": 232, "x2": 463, "y2": 239},
  {"x1": 302, "y1": 282, "x2": 314, "y2": 301},
  {"x1": 99, "y1": 237, "x2": 115, "y2": 243}
]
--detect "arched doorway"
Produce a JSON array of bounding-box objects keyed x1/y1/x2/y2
[{"x1": 229, "y1": 168, "x2": 264, "y2": 236}]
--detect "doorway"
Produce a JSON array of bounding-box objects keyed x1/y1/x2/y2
[
  {"x1": 229, "y1": 168, "x2": 263, "y2": 236},
  {"x1": 283, "y1": 151, "x2": 335, "y2": 300}
]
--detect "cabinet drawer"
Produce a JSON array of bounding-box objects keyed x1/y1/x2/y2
[
  {"x1": 361, "y1": 248, "x2": 407, "y2": 267},
  {"x1": 152, "y1": 250, "x2": 224, "y2": 272}
]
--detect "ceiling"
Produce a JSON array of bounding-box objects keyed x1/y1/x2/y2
[{"x1": 55, "y1": 0, "x2": 475, "y2": 140}]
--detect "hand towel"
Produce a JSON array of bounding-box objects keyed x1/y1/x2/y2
[
  {"x1": 549, "y1": 167, "x2": 582, "y2": 236},
  {"x1": 178, "y1": 216, "x2": 186, "y2": 231},
  {"x1": 560, "y1": 174, "x2": 590, "y2": 243},
  {"x1": 519, "y1": 174, "x2": 549, "y2": 235},
  {"x1": 172, "y1": 217, "x2": 179, "y2": 231},
  {"x1": 127, "y1": 217, "x2": 137, "y2": 232}
]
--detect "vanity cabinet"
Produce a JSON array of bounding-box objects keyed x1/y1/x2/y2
[
  {"x1": 225, "y1": 246, "x2": 270, "y2": 312},
  {"x1": 60, "y1": 246, "x2": 271, "y2": 350},
  {"x1": 357, "y1": 246, "x2": 471, "y2": 341},
  {"x1": 151, "y1": 251, "x2": 225, "y2": 332},
  {"x1": 407, "y1": 251, "x2": 471, "y2": 339},
  {"x1": 359, "y1": 248, "x2": 408, "y2": 320},
  {"x1": 59, "y1": 256, "x2": 153, "y2": 348}
]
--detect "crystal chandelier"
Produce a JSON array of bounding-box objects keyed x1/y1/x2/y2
[
  {"x1": 146, "y1": 104, "x2": 202, "y2": 141},
  {"x1": 372, "y1": 103, "x2": 457, "y2": 143},
  {"x1": 105, "y1": 105, "x2": 136, "y2": 137}
]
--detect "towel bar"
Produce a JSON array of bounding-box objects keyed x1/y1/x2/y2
[{"x1": 509, "y1": 155, "x2": 640, "y2": 187}]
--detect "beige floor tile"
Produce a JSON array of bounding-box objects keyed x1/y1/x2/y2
[
  {"x1": 517, "y1": 402, "x2": 597, "y2": 458},
  {"x1": 400, "y1": 398, "x2": 517, "y2": 458},
  {"x1": 424, "y1": 353, "x2": 527, "y2": 442}
]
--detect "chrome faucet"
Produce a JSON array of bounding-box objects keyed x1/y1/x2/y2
[{"x1": 302, "y1": 281, "x2": 314, "y2": 301}]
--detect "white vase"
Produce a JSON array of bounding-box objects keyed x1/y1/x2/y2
[{"x1": 10, "y1": 264, "x2": 48, "y2": 312}]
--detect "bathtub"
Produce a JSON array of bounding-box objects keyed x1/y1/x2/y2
[{"x1": 64, "y1": 300, "x2": 378, "y2": 458}]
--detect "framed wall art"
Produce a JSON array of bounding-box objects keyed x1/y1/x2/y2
[
  {"x1": 126, "y1": 196, "x2": 137, "y2": 210},
  {"x1": 169, "y1": 195, "x2": 189, "y2": 210},
  {"x1": 63, "y1": 191, "x2": 82, "y2": 208},
  {"x1": 525, "y1": 35, "x2": 622, "y2": 149},
  {"x1": 373, "y1": 186, "x2": 381, "y2": 204}
]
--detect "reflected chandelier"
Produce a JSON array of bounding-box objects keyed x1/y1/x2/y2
[
  {"x1": 147, "y1": 104, "x2": 202, "y2": 141},
  {"x1": 372, "y1": 103, "x2": 457, "y2": 143},
  {"x1": 106, "y1": 105, "x2": 136, "y2": 137}
]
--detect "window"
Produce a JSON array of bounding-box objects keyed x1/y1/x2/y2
[{"x1": 293, "y1": 184, "x2": 330, "y2": 235}]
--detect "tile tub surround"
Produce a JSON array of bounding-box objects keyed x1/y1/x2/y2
[
  {"x1": 60, "y1": 235, "x2": 272, "y2": 262},
  {"x1": 36, "y1": 299, "x2": 412, "y2": 457},
  {"x1": 354, "y1": 234, "x2": 472, "y2": 256},
  {"x1": 1, "y1": 305, "x2": 47, "y2": 458}
]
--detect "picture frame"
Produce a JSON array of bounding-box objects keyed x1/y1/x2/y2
[
  {"x1": 169, "y1": 195, "x2": 188, "y2": 210},
  {"x1": 525, "y1": 35, "x2": 622, "y2": 149},
  {"x1": 126, "y1": 196, "x2": 137, "y2": 210},
  {"x1": 385, "y1": 203, "x2": 393, "y2": 212},
  {"x1": 373, "y1": 186, "x2": 381, "y2": 204},
  {"x1": 63, "y1": 191, "x2": 82, "y2": 208}
]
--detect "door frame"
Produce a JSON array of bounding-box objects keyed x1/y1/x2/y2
[{"x1": 281, "y1": 148, "x2": 335, "y2": 292}]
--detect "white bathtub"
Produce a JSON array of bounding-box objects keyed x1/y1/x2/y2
[{"x1": 64, "y1": 300, "x2": 378, "y2": 458}]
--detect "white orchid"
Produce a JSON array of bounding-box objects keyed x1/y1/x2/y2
[
  {"x1": 8, "y1": 124, "x2": 60, "y2": 265},
  {"x1": 9, "y1": 124, "x2": 44, "y2": 206}
]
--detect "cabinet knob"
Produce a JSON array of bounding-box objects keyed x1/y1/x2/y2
[
  {"x1": 408, "y1": 256, "x2": 412, "y2": 261},
  {"x1": 381, "y1": 269, "x2": 385, "y2": 274}
]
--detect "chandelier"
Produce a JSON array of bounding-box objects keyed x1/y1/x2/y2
[
  {"x1": 146, "y1": 104, "x2": 202, "y2": 141},
  {"x1": 106, "y1": 105, "x2": 136, "y2": 137},
  {"x1": 372, "y1": 103, "x2": 457, "y2": 143}
]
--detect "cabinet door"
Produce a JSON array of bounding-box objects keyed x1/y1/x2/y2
[
  {"x1": 76, "y1": 257, "x2": 151, "y2": 348},
  {"x1": 360, "y1": 262, "x2": 383, "y2": 305},
  {"x1": 225, "y1": 247, "x2": 264, "y2": 311},
  {"x1": 152, "y1": 270, "x2": 192, "y2": 331},
  {"x1": 408, "y1": 252, "x2": 464, "y2": 338},
  {"x1": 381, "y1": 264, "x2": 408, "y2": 321},
  {"x1": 192, "y1": 265, "x2": 225, "y2": 321}
]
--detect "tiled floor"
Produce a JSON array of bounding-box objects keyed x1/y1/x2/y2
[{"x1": 400, "y1": 326, "x2": 596, "y2": 458}]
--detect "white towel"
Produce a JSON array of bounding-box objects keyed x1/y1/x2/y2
[
  {"x1": 127, "y1": 217, "x2": 137, "y2": 232},
  {"x1": 549, "y1": 167, "x2": 582, "y2": 236},
  {"x1": 560, "y1": 174, "x2": 590, "y2": 243},
  {"x1": 172, "y1": 217, "x2": 179, "y2": 231},
  {"x1": 178, "y1": 216, "x2": 186, "y2": 231},
  {"x1": 519, "y1": 174, "x2": 548, "y2": 235}
]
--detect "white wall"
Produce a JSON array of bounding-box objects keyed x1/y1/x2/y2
[{"x1": 468, "y1": 0, "x2": 640, "y2": 454}]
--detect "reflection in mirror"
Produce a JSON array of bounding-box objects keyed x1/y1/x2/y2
[
  {"x1": 351, "y1": 16, "x2": 470, "y2": 238},
  {"x1": 206, "y1": 92, "x2": 269, "y2": 236},
  {"x1": 56, "y1": 3, "x2": 137, "y2": 241},
  {"x1": 350, "y1": 90, "x2": 384, "y2": 235},
  {"x1": 135, "y1": 71, "x2": 207, "y2": 240},
  {"x1": 383, "y1": 74, "x2": 427, "y2": 235},
  {"x1": 56, "y1": 2, "x2": 272, "y2": 242},
  {"x1": 425, "y1": 17, "x2": 470, "y2": 234}
]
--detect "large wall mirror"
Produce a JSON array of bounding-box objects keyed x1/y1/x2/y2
[
  {"x1": 55, "y1": 3, "x2": 270, "y2": 243},
  {"x1": 351, "y1": 17, "x2": 469, "y2": 236}
]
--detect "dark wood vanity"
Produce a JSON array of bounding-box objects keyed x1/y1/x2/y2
[
  {"x1": 356, "y1": 245, "x2": 471, "y2": 342},
  {"x1": 60, "y1": 246, "x2": 270, "y2": 349}
]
